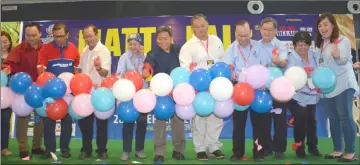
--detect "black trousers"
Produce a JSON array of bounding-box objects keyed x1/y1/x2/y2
[
  {"x1": 287, "y1": 100, "x2": 318, "y2": 150},
  {"x1": 122, "y1": 113, "x2": 147, "y2": 152},
  {"x1": 265, "y1": 101, "x2": 288, "y2": 153},
  {"x1": 43, "y1": 114, "x2": 72, "y2": 153},
  {"x1": 78, "y1": 113, "x2": 108, "y2": 154},
  {"x1": 232, "y1": 109, "x2": 270, "y2": 157},
  {"x1": 1, "y1": 107, "x2": 12, "y2": 150}
]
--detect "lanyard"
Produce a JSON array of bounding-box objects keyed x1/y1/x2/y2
[
  {"x1": 200, "y1": 40, "x2": 209, "y2": 55},
  {"x1": 130, "y1": 55, "x2": 141, "y2": 71},
  {"x1": 237, "y1": 45, "x2": 252, "y2": 67}
]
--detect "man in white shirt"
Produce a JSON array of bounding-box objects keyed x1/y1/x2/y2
[
  {"x1": 179, "y1": 14, "x2": 225, "y2": 161},
  {"x1": 258, "y1": 17, "x2": 288, "y2": 159},
  {"x1": 78, "y1": 24, "x2": 111, "y2": 160}
]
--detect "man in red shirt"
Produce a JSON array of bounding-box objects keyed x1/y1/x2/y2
[
  {"x1": 2, "y1": 23, "x2": 45, "y2": 159},
  {"x1": 37, "y1": 22, "x2": 80, "y2": 159}
]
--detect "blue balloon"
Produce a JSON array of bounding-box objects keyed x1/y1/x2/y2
[
  {"x1": 24, "y1": 85, "x2": 45, "y2": 108},
  {"x1": 1, "y1": 71, "x2": 8, "y2": 86},
  {"x1": 43, "y1": 77, "x2": 66, "y2": 99},
  {"x1": 321, "y1": 81, "x2": 336, "y2": 94},
  {"x1": 35, "y1": 106, "x2": 47, "y2": 117},
  {"x1": 91, "y1": 87, "x2": 115, "y2": 112},
  {"x1": 250, "y1": 90, "x2": 273, "y2": 113},
  {"x1": 234, "y1": 104, "x2": 249, "y2": 111},
  {"x1": 170, "y1": 67, "x2": 190, "y2": 87},
  {"x1": 9, "y1": 72, "x2": 33, "y2": 94},
  {"x1": 266, "y1": 67, "x2": 283, "y2": 89},
  {"x1": 68, "y1": 102, "x2": 84, "y2": 120},
  {"x1": 190, "y1": 68, "x2": 212, "y2": 92},
  {"x1": 210, "y1": 62, "x2": 232, "y2": 80},
  {"x1": 312, "y1": 67, "x2": 336, "y2": 89},
  {"x1": 116, "y1": 100, "x2": 139, "y2": 123},
  {"x1": 153, "y1": 96, "x2": 175, "y2": 120},
  {"x1": 192, "y1": 92, "x2": 216, "y2": 116}
]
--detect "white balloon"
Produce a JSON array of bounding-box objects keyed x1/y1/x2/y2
[
  {"x1": 150, "y1": 73, "x2": 174, "y2": 96},
  {"x1": 112, "y1": 79, "x2": 136, "y2": 101},
  {"x1": 284, "y1": 66, "x2": 308, "y2": 91},
  {"x1": 209, "y1": 77, "x2": 234, "y2": 101}
]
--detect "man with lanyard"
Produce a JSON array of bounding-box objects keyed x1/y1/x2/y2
[
  {"x1": 37, "y1": 22, "x2": 80, "y2": 159},
  {"x1": 2, "y1": 23, "x2": 45, "y2": 160},
  {"x1": 179, "y1": 14, "x2": 225, "y2": 161},
  {"x1": 142, "y1": 26, "x2": 185, "y2": 163},
  {"x1": 258, "y1": 17, "x2": 289, "y2": 159},
  {"x1": 223, "y1": 20, "x2": 271, "y2": 162},
  {"x1": 78, "y1": 24, "x2": 111, "y2": 160}
]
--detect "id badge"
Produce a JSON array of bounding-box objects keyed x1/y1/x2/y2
[
  {"x1": 307, "y1": 78, "x2": 315, "y2": 89},
  {"x1": 319, "y1": 57, "x2": 324, "y2": 65},
  {"x1": 207, "y1": 60, "x2": 214, "y2": 67}
]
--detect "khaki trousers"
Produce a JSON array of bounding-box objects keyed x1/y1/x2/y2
[{"x1": 16, "y1": 115, "x2": 44, "y2": 152}]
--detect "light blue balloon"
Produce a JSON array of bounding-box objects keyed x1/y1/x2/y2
[
  {"x1": 234, "y1": 104, "x2": 249, "y2": 111},
  {"x1": 192, "y1": 92, "x2": 216, "y2": 116},
  {"x1": 266, "y1": 67, "x2": 283, "y2": 89},
  {"x1": 321, "y1": 81, "x2": 336, "y2": 94},
  {"x1": 1, "y1": 71, "x2": 8, "y2": 86},
  {"x1": 35, "y1": 106, "x2": 47, "y2": 117},
  {"x1": 170, "y1": 67, "x2": 190, "y2": 87},
  {"x1": 312, "y1": 67, "x2": 336, "y2": 89},
  {"x1": 91, "y1": 87, "x2": 115, "y2": 112},
  {"x1": 68, "y1": 102, "x2": 84, "y2": 120}
]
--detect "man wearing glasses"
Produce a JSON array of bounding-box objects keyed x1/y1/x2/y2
[
  {"x1": 77, "y1": 24, "x2": 111, "y2": 160},
  {"x1": 37, "y1": 22, "x2": 80, "y2": 159}
]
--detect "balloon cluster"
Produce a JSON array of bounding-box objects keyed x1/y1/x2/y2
[{"x1": 0, "y1": 63, "x2": 337, "y2": 122}]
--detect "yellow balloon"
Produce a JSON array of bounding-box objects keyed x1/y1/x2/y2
[{"x1": 145, "y1": 75, "x2": 152, "y2": 82}]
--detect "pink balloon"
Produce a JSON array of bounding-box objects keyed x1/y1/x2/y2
[
  {"x1": 72, "y1": 93, "x2": 95, "y2": 117},
  {"x1": 11, "y1": 94, "x2": 33, "y2": 117},
  {"x1": 270, "y1": 76, "x2": 295, "y2": 102},
  {"x1": 63, "y1": 94, "x2": 74, "y2": 105},
  {"x1": 1, "y1": 87, "x2": 15, "y2": 109},
  {"x1": 240, "y1": 65, "x2": 269, "y2": 89},
  {"x1": 94, "y1": 106, "x2": 115, "y2": 120},
  {"x1": 173, "y1": 83, "x2": 195, "y2": 106},
  {"x1": 133, "y1": 89, "x2": 156, "y2": 113},
  {"x1": 237, "y1": 70, "x2": 247, "y2": 83},
  {"x1": 213, "y1": 99, "x2": 234, "y2": 118},
  {"x1": 58, "y1": 72, "x2": 74, "y2": 95},
  {"x1": 175, "y1": 104, "x2": 196, "y2": 120}
]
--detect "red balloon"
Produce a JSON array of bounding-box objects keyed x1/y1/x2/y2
[
  {"x1": 36, "y1": 72, "x2": 55, "y2": 87},
  {"x1": 122, "y1": 71, "x2": 143, "y2": 92},
  {"x1": 46, "y1": 99, "x2": 68, "y2": 120},
  {"x1": 70, "y1": 73, "x2": 93, "y2": 95},
  {"x1": 232, "y1": 82, "x2": 255, "y2": 106},
  {"x1": 101, "y1": 76, "x2": 119, "y2": 89}
]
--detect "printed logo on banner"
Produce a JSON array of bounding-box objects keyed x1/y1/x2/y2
[{"x1": 41, "y1": 24, "x2": 54, "y2": 44}]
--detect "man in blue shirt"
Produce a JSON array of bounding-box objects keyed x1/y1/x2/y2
[
  {"x1": 223, "y1": 20, "x2": 270, "y2": 162},
  {"x1": 142, "y1": 26, "x2": 185, "y2": 163},
  {"x1": 258, "y1": 17, "x2": 288, "y2": 159}
]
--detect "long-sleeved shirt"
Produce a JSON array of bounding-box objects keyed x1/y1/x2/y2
[
  {"x1": 287, "y1": 49, "x2": 319, "y2": 105},
  {"x1": 143, "y1": 44, "x2": 180, "y2": 75},
  {"x1": 179, "y1": 34, "x2": 224, "y2": 70},
  {"x1": 314, "y1": 35, "x2": 359, "y2": 98},
  {"x1": 2, "y1": 42, "x2": 42, "y2": 81}
]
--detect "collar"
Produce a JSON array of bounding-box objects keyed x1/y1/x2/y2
[
  {"x1": 88, "y1": 41, "x2": 101, "y2": 51},
  {"x1": 190, "y1": 34, "x2": 209, "y2": 43},
  {"x1": 291, "y1": 49, "x2": 314, "y2": 62},
  {"x1": 53, "y1": 41, "x2": 68, "y2": 48},
  {"x1": 23, "y1": 41, "x2": 43, "y2": 50},
  {"x1": 235, "y1": 39, "x2": 256, "y2": 49},
  {"x1": 127, "y1": 50, "x2": 143, "y2": 59},
  {"x1": 155, "y1": 44, "x2": 175, "y2": 54},
  {"x1": 260, "y1": 37, "x2": 279, "y2": 46}
]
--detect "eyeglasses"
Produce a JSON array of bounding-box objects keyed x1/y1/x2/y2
[{"x1": 53, "y1": 35, "x2": 67, "y2": 39}]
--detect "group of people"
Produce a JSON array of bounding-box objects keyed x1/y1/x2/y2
[{"x1": 1, "y1": 12, "x2": 359, "y2": 163}]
